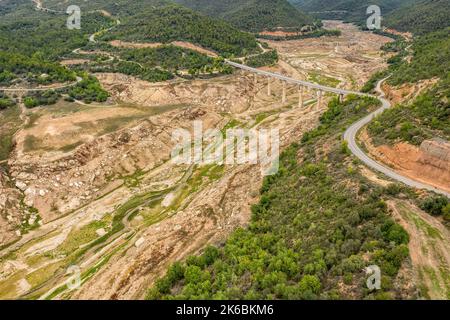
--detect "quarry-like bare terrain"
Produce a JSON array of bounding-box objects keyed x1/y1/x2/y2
[{"x1": 0, "y1": 22, "x2": 395, "y2": 299}]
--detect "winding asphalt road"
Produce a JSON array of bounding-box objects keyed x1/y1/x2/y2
[{"x1": 0, "y1": 76, "x2": 82, "y2": 93}]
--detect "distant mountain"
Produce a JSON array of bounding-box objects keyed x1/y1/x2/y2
[
  {"x1": 384, "y1": 0, "x2": 450, "y2": 35},
  {"x1": 288, "y1": 0, "x2": 419, "y2": 26},
  {"x1": 174, "y1": 0, "x2": 314, "y2": 32}
]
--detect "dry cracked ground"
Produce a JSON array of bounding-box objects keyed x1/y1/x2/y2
[{"x1": 2, "y1": 21, "x2": 446, "y2": 300}]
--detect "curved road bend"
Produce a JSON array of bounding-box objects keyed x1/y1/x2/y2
[{"x1": 226, "y1": 61, "x2": 450, "y2": 198}]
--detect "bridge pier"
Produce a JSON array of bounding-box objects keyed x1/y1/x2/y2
[
  {"x1": 317, "y1": 90, "x2": 323, "y2": 109},
  {"x1": 338, "y1": 93, "x2": 344, "y2": 103},
  {"x1": 282, "y1": 81, "x2": 286, "y2": 103},
  {"x1": 298, "y1": 85, "x2": 304, "y2": 108},
  {"x1": 267, "y1": 77, "x2": 271, "y2": 96}
]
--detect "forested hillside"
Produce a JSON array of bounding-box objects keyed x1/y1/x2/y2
[
  {"x1": 174, "y1": 0, "x2": 314, "y2": 32},
  {"x1": 389, "y1": 28, "x2": 450, "y2": 85},
  {"x1": 364, "y1": 26, "x2": 450, "y2": 147},
  {"x1": 27, "y1": 0, "x2": 261, "y2": 57},
  {"x1": 100, "y1": 5, "x2": 260, "y2": 57}
]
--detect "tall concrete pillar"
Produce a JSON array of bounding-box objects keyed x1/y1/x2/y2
[
  {"x1": 267, "y1": 77, "x2": 271, "y2": 96},
  {"x1": 282, "y1": 81, "x2": 286, "y2": 103},
  {"x1": 338, "y1": 93, "x2": 344, "y2": 103},
  {"x1": 317, "y1": 90, "x2": 323, "y2": 109},
  {"x1": 298, "y1": 85, "x2": 304, "y2": 108}
]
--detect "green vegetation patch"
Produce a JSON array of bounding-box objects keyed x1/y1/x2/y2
[
  {"x1": 0, "y1": 103, "x2": 21, "y2": 161},
  {"x1": 175, "y1": 0, "x2": 314, "y2": 33},
  {"x1": 67, "y1": 73, "x2": 109, "y2": 103},
  {"x1": 245, "y1": 50, "x2": 278, "y2": 68},
  {"x1": 100, "y1": 5, "x2": 260, "y2": 57},
  {"x1": 0, "y1": 52, "x2": 75, "y2": 86},
  {"x1": 87, "y1": 45, "x2": 233, "y2": 80},
  {"x1": 308, "y1": 71, "x2": 340, "y2": 88},
  {"x1": 147, "y1": 95, "x2": 409, "y2": 300},
  {"x1": 389, "y1": 28, "x2": 450, "y2": 86}
]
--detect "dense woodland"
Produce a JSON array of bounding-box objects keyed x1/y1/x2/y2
[
  {"x1": 368, "y1": 74, "x2": 450, "y2": 146},
  {"x1": 22, "y1": 74, "x2": 109, "y2": 108},
  {"x1": 0, "y1": 92, "x2": 15, "y2": 110},
  {"x1": 289, "y1": 0, "x2": 417, "y2": 27},
  {"x1": 245, "y1": 50, "x2": 279, "y2": 68},
  {"x1": 389, "y1": 28, "x2": 450, "y2": 85},
  {"x1": 0, "y1": 0, "x2": 113, "y2": 86},
  {"x1": 364, "y1": 24, "x2": 450, "y2": 146},
  {"x1": 100, "y1": 5, "x2": 261, "y2": 57},
  {"x1": 23, "y1": 90, "x2": 60, "y2": 108},
  {"x1": 0, "y1": 2, "x2": 114, "y2": 60},
  {"x1": 66, "y1": 74, "x2": 109, "y2": 103}
]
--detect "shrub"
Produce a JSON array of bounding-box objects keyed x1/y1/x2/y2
[{"x1": 420, "y1": 196, "x2": 449, "y2": 216}]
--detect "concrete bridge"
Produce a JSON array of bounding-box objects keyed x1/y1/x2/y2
[
  {"x1": 225, "y1": 60, "x2": 450, "y2": 198},
  {"x1": 225, "y1": 60, "x2": 364, "y2": 108}
]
